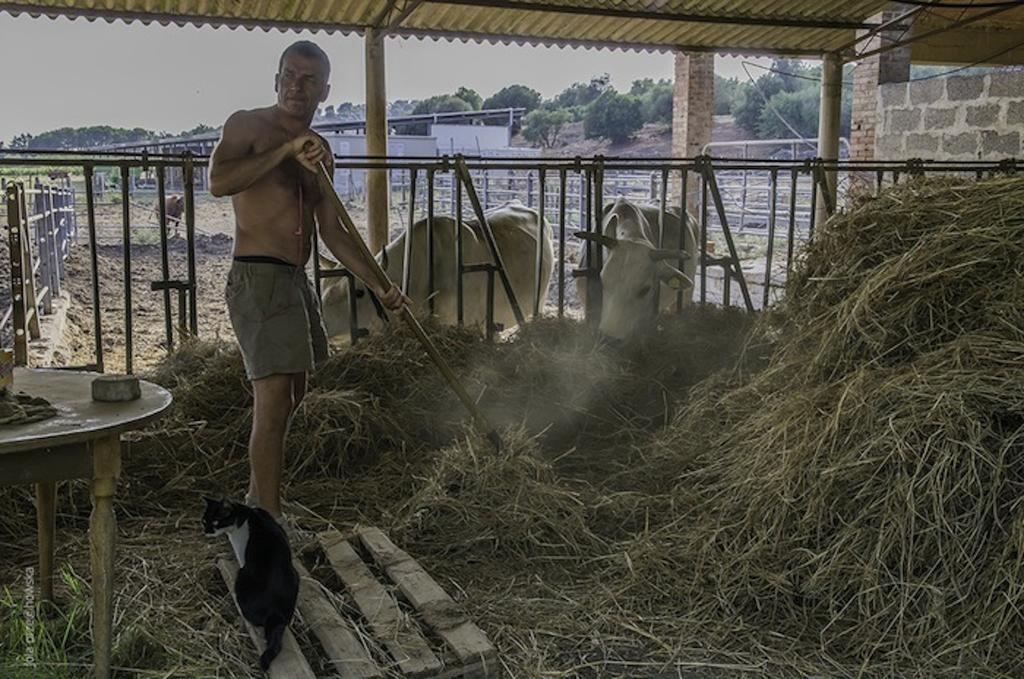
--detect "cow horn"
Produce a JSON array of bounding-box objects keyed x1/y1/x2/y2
[
  {"x1": 573, "y1": 231, "x2": 618, "y2": 248},
  {"x1": 657, "y1": 261, "x2": 692, "y2": 290},
  {"x1": 318, "y1": 254, "x2": 338, "y2": 270},
  {"x1": 648, "y1": 248, "x2": 690, "y2": 261}
]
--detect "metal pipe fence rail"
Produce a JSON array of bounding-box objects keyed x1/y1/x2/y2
[
  {"x1": 3, "y1": 152, "x2": 199, "y2": 375},
  {"x1": 2, "y1": 178, "x2": 77, "y2": 364},
  {"x1": 0, "y1": 149, "x2": 1016, "y2": 374}
]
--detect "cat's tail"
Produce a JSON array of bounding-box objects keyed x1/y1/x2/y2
[{"x1": 259, "y1": 615, "x2": 287, "y2": 671}]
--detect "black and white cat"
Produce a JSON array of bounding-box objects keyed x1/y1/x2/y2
[{"x1": 202, "y1": 497, "x2": 299, "y2": 671}]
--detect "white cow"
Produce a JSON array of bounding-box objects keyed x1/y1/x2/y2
[
  {"x1": 575, "y1": 197, "x2": 699, "y2": 341},
  {"x1": 319, "y1": 202, "x2": 553, "y2": 339}
]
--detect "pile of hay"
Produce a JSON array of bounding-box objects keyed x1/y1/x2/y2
[
  {"x1": 21, "y1": 174, "x2": 1024, "y2": 675},
  {"x1": 132, "y1": 307, "x2": 753, "y2": 494},
  {"x1": 619, "y1": 176, "x2": 1024, "y2": 674},
  {"x1": 0, "y1": 305, "x2": 754, "y2": 677}
]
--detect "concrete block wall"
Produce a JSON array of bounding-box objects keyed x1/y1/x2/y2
[{"x1": 876, "y1": 71, "x2": 1024, "y2": 161}]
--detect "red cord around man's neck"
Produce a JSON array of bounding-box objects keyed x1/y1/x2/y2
[{"x1": 295, "y1": 182, "x2": 304, "y2": 263}]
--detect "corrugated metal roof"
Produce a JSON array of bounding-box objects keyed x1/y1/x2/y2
[{"x1": 0, "y1": 0, "x2": 897, "y2": 55}]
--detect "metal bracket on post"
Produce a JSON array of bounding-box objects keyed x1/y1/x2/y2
[
  {"x1": 318, "y1": 267, "x2": 371, "y2": 345},
  {"x1": 812, "y1": 159, "x2": 836, "y2": 218},
  {"x1": 696, "y1": 155, "x2": 754, "y2": 313},
  {"x1": 453, "y1": 155, "x2": 526, "y2": 327},
  {"x1": 463, "y1": 263, "x2": 501, "y2": 340},
  {"x1": 149, "y1": 281, "x2": 194, "y2": 343}
]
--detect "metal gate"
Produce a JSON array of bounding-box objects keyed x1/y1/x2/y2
[{"x1": 1, "y1": 148, "x2": 1014, "y2": 373}]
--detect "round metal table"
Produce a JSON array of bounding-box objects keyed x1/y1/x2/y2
[{"x1": 0, "y1": 368, "x2": 172, "y2": 679}]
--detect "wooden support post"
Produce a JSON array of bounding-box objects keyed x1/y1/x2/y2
[
  {"x1": 90, "y1": 434, "x2": 121, "y2": 679},
  {"x1": 365, "y1": 27, "x2": 389, "y2": 254},
  {"x1": 36, "y1": 481, "x2": 56, "y2": 604},
  {"x1": 816, "y1": 51, "x2": 842, "y2": 227}
]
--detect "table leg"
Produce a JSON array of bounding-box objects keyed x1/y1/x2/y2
[
  {"x1": 90, "y1": 435, "x2": 121, "y2": 679},
  {"x1": 36, "y1": 481, "x2": 56, "y2": 604}
]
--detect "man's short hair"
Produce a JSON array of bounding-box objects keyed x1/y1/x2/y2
[{"x1": 279, "y1": 41, "x2": 330, "y2": 78}]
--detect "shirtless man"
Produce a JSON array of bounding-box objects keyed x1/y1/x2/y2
[{"x1": 209, "y1": 40, "x2": 406, "y2": 522}]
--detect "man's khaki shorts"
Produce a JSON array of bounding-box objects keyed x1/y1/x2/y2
[{"x1": 225, "y1": 260, "x2": 329, "y2": 381}]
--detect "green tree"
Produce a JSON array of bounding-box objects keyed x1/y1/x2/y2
[
  {"x1": 522, "y1": 108, "x2": 571, "y2": 148},
  {"x1": 629, "y1": 78, "x2": 658, "y2": 97},
  {"x1": 412, "y1": 95, "x2": 474, "y2": 116},
  {"x1": 584, "y1": 91, "x2": 643, "y2": 143},
  {"x1": 639, "y1": 81, "x2": 673, "y2": 124},
  {"x1": 409, "y1": 95, "x2": 473, "y2": 134},
  {"x1": 454, "y1": 87, "x2": 482, "y2": 110},
  {"x1": 179, "y1": 124, "x2": 216, "y2": 137},
  {"x1": 335, "y1": 101, "x2": 366, "y2": 120},
  {"x1": 714, "y1": 75, "x2": 741, "y2": 115},
  {"x1": 752, "y1": 63, "x2": 853, "y2": 141},
  {"x1": 483, "y1": 84, "x2": 542, "y2": 113},
  {"x1": 755, "y1": 88, "x2": 820, "y2": 139},
  {"x1": 11, "y1": 126, "x2": 156, "y2": 149},
  {"x1": 730, "y1": 59, "x2": 813, "y2": 136},
  {"x1": 556, "y1": 74, "x2": 612, "y2": 108},
  {"x1": 388, "y1": 100, "x2": 415, "y2": 117}
]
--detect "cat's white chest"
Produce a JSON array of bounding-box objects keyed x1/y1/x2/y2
[{"x1": 226, "y1": 522, "x2": 250, "y2": 567}]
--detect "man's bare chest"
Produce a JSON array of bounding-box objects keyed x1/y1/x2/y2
[{"x1": 251, "y1": 126, "x2": 321, "y2": 200}]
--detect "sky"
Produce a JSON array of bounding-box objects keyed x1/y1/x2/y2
[{"x1": 0, "y1": 13, "x2": 771, "y2": 140}]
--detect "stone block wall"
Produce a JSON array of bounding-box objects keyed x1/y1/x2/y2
[{"x1": 876, "y1": 71, "x2": 1024, "y2": 160}]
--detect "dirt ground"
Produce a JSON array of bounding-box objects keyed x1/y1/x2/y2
[
  {"x1": 57, "y1": 236, "x2": 236, "y2": 373},
  {"x1": 53, "y1": 194, "x2": 262, "y2": 371}
]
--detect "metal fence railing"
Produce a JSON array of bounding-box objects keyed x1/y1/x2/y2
[
  {"x1": 3, "y1": 178, "x2": 77, "y2": 363},
  {"x1": 1, "y1": 149, "x2": 1015, "y2": 374}
]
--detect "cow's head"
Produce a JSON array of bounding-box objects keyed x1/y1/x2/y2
[
  {"x1": 317, "y1": 255, "x2": 386, "y2": 340},
  {"x1": 578, "y1": 201, "x2": 690, "y2": 342}
]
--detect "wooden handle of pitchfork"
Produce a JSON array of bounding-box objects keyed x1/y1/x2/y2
[{"x1": 313, "y1": 160, "x2": 503, "y2": 452}]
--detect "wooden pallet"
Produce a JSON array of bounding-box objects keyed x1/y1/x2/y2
[{"x1": 218, "y1": 527, "x2": 497, "y2": 678}]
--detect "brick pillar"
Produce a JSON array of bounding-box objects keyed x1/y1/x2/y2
[
  {"x1": 850, "y1": 4, "x2": 913, "y2": 162},
  {"x1": 671, "y1": 51, "x2": 714, "y2": 210}
]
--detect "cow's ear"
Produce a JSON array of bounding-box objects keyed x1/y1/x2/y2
[
  {"x1": 574, "y1": 231, "x2": 617, "y2": 248},
  {"x1": 605, "y1": 213, "x2": 619, "y2": 235},
  {"x1": 657, "y1": 262, "x2": 691, "y2": 289},
  {"x1": 318, "y1": 255, "x2": 338, "y2": 270}
]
